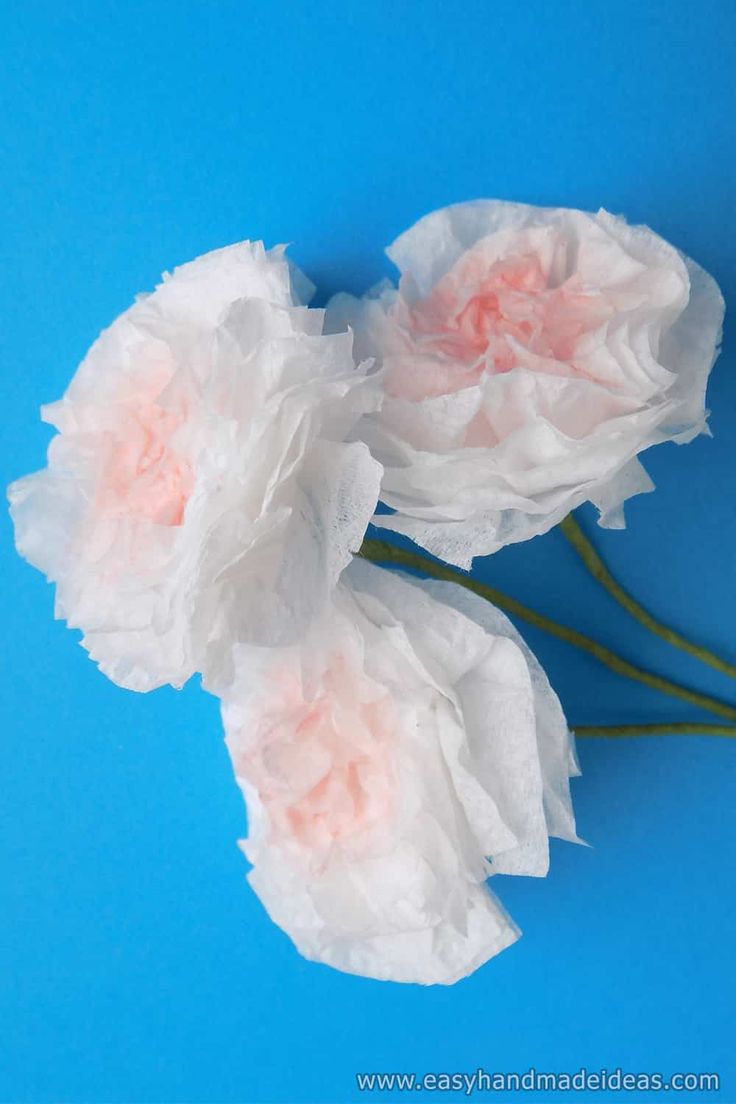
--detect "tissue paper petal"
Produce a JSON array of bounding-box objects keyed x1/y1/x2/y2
[
  {"x1": 9, "y1": 242, "x2": 382, "y2": 691},
  {"x1": 328, "y1": 201, "x2": 724, "y2": 567},
  {"x1": 221, "y1": 559, "x2": 579, "y2": 985}
]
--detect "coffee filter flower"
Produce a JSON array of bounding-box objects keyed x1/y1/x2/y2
[
  {"x1": 222, "y1": 559, "x2": 579, "y2": 985},
  {"x1": 328, "y1": 201, "x2": 724, "y2": 567},
  {"x1": 9, "y1": 242, "x2": 383, "y2": 691}
]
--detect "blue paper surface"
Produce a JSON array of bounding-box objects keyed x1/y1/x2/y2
[{"x1": 1, "y1": 2, "x2": 734, "y2": 1100}]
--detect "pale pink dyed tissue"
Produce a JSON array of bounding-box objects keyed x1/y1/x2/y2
[
  {"x1": 221, "y1": 560, "x2": 580, "y2": 985},
  {"x1": 329, "y1": 201, "x2": 725, "y2": 567},
  {"x1": 9, "y1": 241, "x2": 383, "y2": 691}
]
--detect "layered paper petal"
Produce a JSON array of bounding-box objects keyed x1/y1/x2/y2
[
  {"x1": 9, "y1": 242, "x2": 382, "y2": 690},
  {"x1": 329, "y1": 201, "x2": 724, "y2": 566},
  {"x1": 221, "y1": 560, "x2": 579, "y2": 985}
]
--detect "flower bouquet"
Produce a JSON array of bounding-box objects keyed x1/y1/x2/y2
[{"x1": 10, "y1": 201, "x2": 726, "y2": 985}]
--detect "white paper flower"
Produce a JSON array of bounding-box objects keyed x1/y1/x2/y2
[
  {"x1": 221, "y1": 559, "x2": 579, "y2": 985},
  {"x1": 9, "y1": 242, "x2": 382, "y2": 691},
  {"x1": 329, "y1": 201, "x2": 724, "y2": 567}
]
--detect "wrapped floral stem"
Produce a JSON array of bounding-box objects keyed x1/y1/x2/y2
[
  {"x1": 559, "y1": 513, "x2": 736, "y2": 680},
  {"x1": 574, "y1": 723, "x2": 736, "y2": 739},
  {"x1": 358, "y1": 538, "x2": 736, "y2": 723}
]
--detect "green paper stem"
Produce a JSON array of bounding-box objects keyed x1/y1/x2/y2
[
  {"x1": 357, "y1": 537, "x2": 736, "y2": 724},
  {"x1": 559, "y1": 513, "x2": 736, "y2": 680},
  {"x1": 574, "y1": 723, "x2": 736, "y2": 738}
]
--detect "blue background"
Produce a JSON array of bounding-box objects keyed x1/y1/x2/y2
[{"x1": 1, "y1": 2, "x2": 735, "y2": 1101}]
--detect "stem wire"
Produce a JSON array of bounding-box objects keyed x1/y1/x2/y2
[
  {"x1": 559, "y1": 514, "x2": 736, "y2": 680},
  {"x1": 358, "y1": 538, "x2": 736, "y2": 724},
  {"x1": 573, "y1": 723, "x2": 736, "y2": 739}
]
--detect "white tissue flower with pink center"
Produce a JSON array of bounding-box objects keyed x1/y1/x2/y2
[
  {"x1": 9, "y1": 242, "x2": 382, "y2": 691},
  {"x1": 329, "y1": 200, "x2": 724, "y2": 567},
  {"x1": 221, "y1": 560, "x2": 579, "y2": 986}
]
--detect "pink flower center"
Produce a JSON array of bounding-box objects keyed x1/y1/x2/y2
[
  {"x1": 389, "y1": 248, "x2": 613, "y2": 400},
  {"x1": 99, "y1": 385, "x2": 194, "y2": 527},
  {"x1": 239, "y1": 660, "x2": 395, "y2": 854}
]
